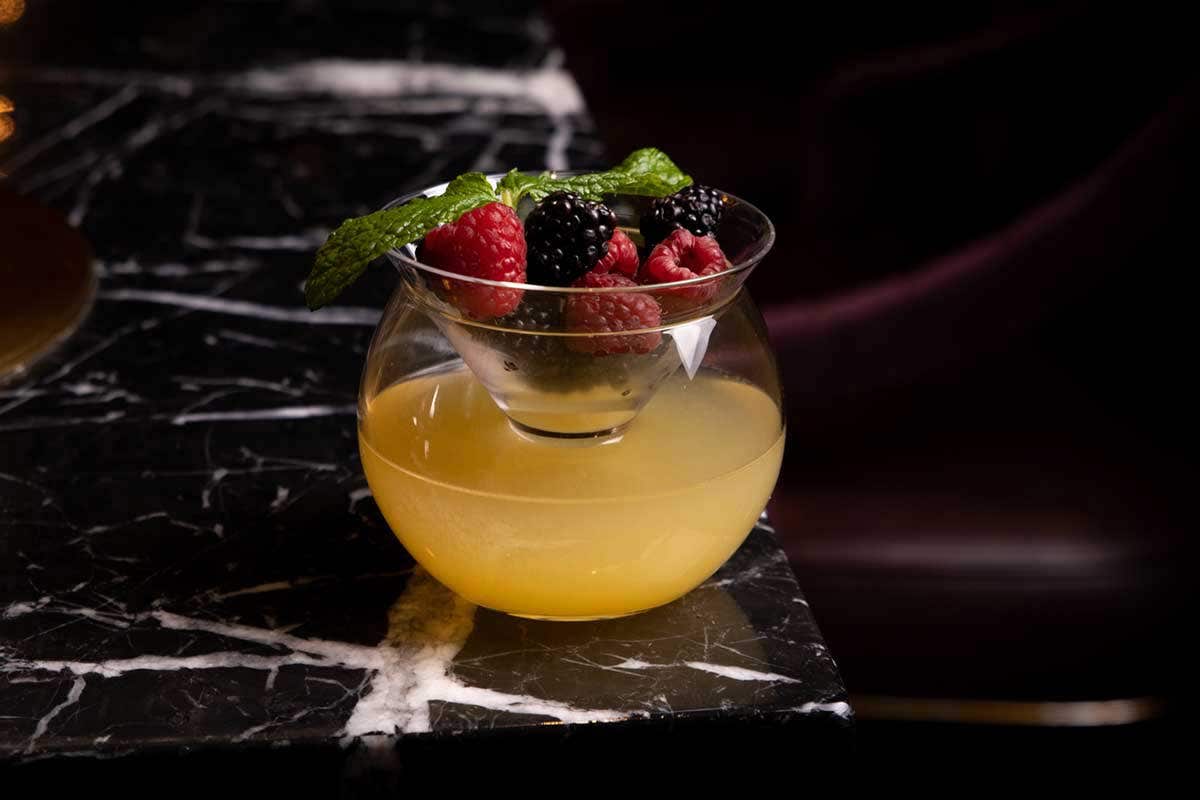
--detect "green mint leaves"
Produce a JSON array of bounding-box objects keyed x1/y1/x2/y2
[
  {"x1": 496, "y1": 147, "x2": 691, "y2": 204},
  {"x1": 546, "y1": 147, "x2": 692, "y2": 200},
  {"x1": 305, "y1": 149, "x2": 691, "y2": 309},
  {"x1": 305, "y1": 173, "x2": 496, "y2": 309},
  {"x1": 496, "y1": 169, "x2": 548, "y2": 208}
]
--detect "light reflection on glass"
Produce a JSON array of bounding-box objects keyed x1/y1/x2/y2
[
  {"x1": 0, "y1": 95, "x2": 14, "y2": 146},
  {"x1": 0, "y1": 0, "x2": 25, "y2": 26}
]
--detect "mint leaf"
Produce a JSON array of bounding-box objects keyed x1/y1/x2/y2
[
  {"x1": 497, "y1": 168, "x2": 550, "y2": 207},
  {"x1": 536, "y1": 148, "x2": 691, "y2": 201},
  {"x1": 496, "y1": 148, "x2": 692, "y2": 206},
  {"x1": 442, "y1": 171, "x2": 498, "y2": 199},
  {"x1": 305, "y1": 173, "x2": 496, "y2": 309}
]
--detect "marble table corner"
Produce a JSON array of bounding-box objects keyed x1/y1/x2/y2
[{"x1": 1, "y1": 520, "x2": 850, "y2": 765}]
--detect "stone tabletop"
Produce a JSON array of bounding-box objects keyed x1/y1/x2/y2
[{"x1": 1, "y1": 0, "x2": 850, "y2": 779}]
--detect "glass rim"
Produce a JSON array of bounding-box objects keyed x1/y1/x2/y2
[{"x1": 383, "y1": 171, "x2": 775, "y2": 295}]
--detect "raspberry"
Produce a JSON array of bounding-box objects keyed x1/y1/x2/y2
[
  {"x1": 525, "y1": 191, "x2": 617, "y2": 286},
  {"x1": 592, "y1": 228, "x2": 639, "y2": 278},
  {"x1": 640, "y1": 184, "x2": 725, "y2": 247},
  {"x1": 421, "y1": 202, "x2": 526, "y2": 320},
  {"x1": 565, "y1": 271, "x2": 663, "y2": 355},
  {"x1": 640, "y1": 228, "x2": 727, "y2": 307}
]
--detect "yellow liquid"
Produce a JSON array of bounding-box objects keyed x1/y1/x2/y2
[{"x1": 359, "y1": 367, "x2": 784, "y2": 619}]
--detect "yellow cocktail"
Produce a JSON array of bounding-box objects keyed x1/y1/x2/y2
[{"x1": 360, "y1": 367, "x2": 783, "y2": 619}]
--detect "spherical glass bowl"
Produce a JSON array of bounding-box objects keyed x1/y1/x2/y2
[{"x1": 357, "y1": 176, "x2": 782, "y2": 620}]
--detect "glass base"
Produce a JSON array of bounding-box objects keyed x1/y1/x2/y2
[
  {"x1": 506, "y1": 418, "x2": 629, "y2": 447},
  {"x1": 504, "y1": 609, "x2": 646, "y2": 622}
]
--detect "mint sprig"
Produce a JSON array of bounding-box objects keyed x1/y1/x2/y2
[
  {"x1": 305, "y1": 149, "x2": 692, "y2": 309},
  {"x1": 305, "y1": 173, "x2": 496, "y2": 309},
  {"x1": 497, "y1": 147, "x2": 691, "y2": 203},
  {"x1": 496, "y1": 169, "x2": 548, "y2": 208}
]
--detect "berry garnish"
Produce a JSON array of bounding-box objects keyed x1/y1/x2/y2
[
  {"x1": 525, "y1": 191, "x2": 617, "y2": 287},
  {"x1": 490, "y1": 293, "x2": 567, "y2": 376},
  {"x1": 592, "y1": 229, "x2": 639, "y2": 278},
  {"x1": 565, "y1": 271, "x2": 663, "y2": 355},
  {"x1": 307, "y1": 148, "x2": 690, "y2": 310},
  {"x1": 497, "y1": 294, "x2": 562, "y2": 355},
  {"x1": 420, "y1": 202, "x2": 526, "y2": 320},
  {"x1": 640, "y1": 184, "x2": 724, "y2": 247},
  {"x1": 641, "y1": 229, "x2": 728, "y2": 306},
  {"x1": 501, "y1": 295, "x2": 562, "y2": 333}
]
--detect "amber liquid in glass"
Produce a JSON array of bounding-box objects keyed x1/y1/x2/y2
[{"x1": 359, "y1": 366, "x2": 784, "y2": 620}]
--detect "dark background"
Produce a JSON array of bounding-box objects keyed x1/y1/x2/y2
[{"x1": 548, "y1": 0, "x2": 1195, "y2": 755}]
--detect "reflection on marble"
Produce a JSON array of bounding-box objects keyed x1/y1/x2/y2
[{"x1": 1, "y1": 0, "x2": 849, "y2": 768}]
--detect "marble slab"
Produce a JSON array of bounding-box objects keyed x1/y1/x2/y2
[{"x1": 1, "y1": 0, "x2": 851, "y2": 783}]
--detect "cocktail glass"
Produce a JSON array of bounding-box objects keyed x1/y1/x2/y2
[{"x1": 358, "y1": 176, "x2": 781, "y2": 620}]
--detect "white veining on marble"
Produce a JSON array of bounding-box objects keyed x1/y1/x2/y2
[
  {"x1": 682, "y1": 662, "x2": 801, "y2": 684},
  {"x1": 341, "y1": 570, "x2": 626, "y2": 737},
  {"x1": 1, "y1": 571, "x2": 629, "y2": 748},
  {"x1": 57, "y1": 373, "x2": 143, "y2": 406},
  {"x1": 232, "y1": 60, "x2": 584, "y2": 116},
  {"x1": 67, "y1": 102, "x2": 217, "y2": 227},
  {"x1": 702, "y1": 546, "x2": 794, "y2": 589},
  {"x1": 236, "y1": 446, "x2": 341, "y2": 474},
  {"x1": 174, "y1": 375, "x2": 308, "y2": 398},
  {"x1": 16, "y1": 148, "x2": 103, "y2": 193},
  {"x1": 546, "y1": 114, "x2": 572, "y2": 172},
  {"x1": 214, "y1": 329, "x2": 307, "y2": 351},
  {"x1": 2, "y1": 86, "x2": 140, "y2": 174},
  {"x1": 96, "y1": 258, "x2": 261, "y2": 278},
  {"x1": 83, "y1": 512, "x2": 169, "y2": 534},
  {"x1": 24, "y1": 677, "x2": 87, "y2": 754},
  {"x1": 205, "y1": 570, "x2": 413, "y2": 602},
  {"x1": 212, "y1": 579, "x2": 309, "y2": 601},
  {"x1": 0, "y1": 410, "x2": 126, "y2": 434},
  {"x1": 168, "y1": 404, "x2": 357, "y2": 426},
  {"x1": 38, "y1": 320, "x2": 156, "y2": 385},
  {"x1": 609, "y1": 657, "x2": 800, "y2": 684},
  {"x1": 201, "y1": 468, "x2": 229, "y2": 509},
  {"x1": 184, "y1": 230, "x2": 329, "y2": 251},
  {"x1": 233, "y1": 96, "x2": 471, "y2": 120},
  {"x1": 269, "y1": 486, "x2": 290, "y2": 511},
  {"x1": 3, "y1": 651, "x2": 328, "y2": 678},
  {"x1": 97, "y1": 290, "x2": 380, "y2": 326},
  {"x1": 4, "y1": 598, "x2": 49, "y2": 619},
  {"x1": 0, "y1": 394, "x2": 37, "y2": 419},
  {"x1": 10, "y1": 67, "x2": 196, "y2": 94},
  {"x1": 347, "y1": 486, "x2": 373, "y2": 513}
]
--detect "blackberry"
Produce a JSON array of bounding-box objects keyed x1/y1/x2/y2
[
  {"x1": 490, "y1": 294, "x2": 566, "y2": 374},
  {"x1": 525, "y1": 191, "x2": 617, "y2": 286},
  {"x1": 640, "y1": 184, "x2": 725, "y2": 247},
  {"x1": 498, "y1": 294, "x2": 562, "y2": 348}
]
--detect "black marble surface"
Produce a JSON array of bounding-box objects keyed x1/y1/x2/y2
[{"x1": 1, "y1": 0, "x2": 850, "y2": 775}]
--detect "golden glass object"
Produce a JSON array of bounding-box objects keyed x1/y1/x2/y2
[
  {"x1": 0, "y1": 0, "x2": 25, "y2": 25},
  {"x1": 0, "y1": 188, "x2": 96, "y2": 382},
  {"x1": 0, "y1": 95, "x2": 14, "y2": 146}
]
